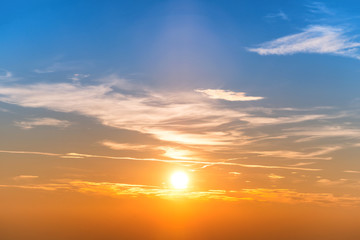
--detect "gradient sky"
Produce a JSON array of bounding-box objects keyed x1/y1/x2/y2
[{"x1": 2, "y1": 1, "x2": 360, "y2": 239}]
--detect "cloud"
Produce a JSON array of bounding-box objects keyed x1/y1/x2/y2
[
  {"x1": 289, "y1": 162, "x2": 316, "y2": 167},
  {"x1": 34, "y1": 61, "x2": 85, "y2": 73},
  {"x1": 13, "y1": 175, "x2": 39, "y2": 181},
  {"x1": 195, "y1": 89, "x2": 264, "y2": 101},
  {"x1": 60, "y1": 152, "x2": 322, "y2": 171},
  {"x1": 159, "y1": 147, "x2": 195, "y2": 160},
  {"x1": 242, "y1": 114, "x2": 331, "y2": 126},
  {"x1": 0, "y1": 69, "x2": 12, "y2": 80},
  {"x1": 69, "y1": 73, "x2": 90, "y2": 82},
  {"x1": 102, "y1": 141, "x2": 196, "y2": 160},
  {"x1": 2, "y1": 180, "x2": 360, "y2": 206},
  {"x1": 101, "y1": 141, "x2": 151, "y2": 151},
  {"x1": 344, "y1": 170, "x2": 360, "y2": 174},
  {"x1": 14, "y1": 118, "x2": 71, "y2": 129},
  {"x1": 248, "y1": 25, "x2": 360, "y2": 59},
  {"x1": 251, "y1": 146, "x2": 341, "y2": 160},
  {"x1": 317, "y1": 178, "x2": 348, "y2": 185},
  {"x1": 265, "y1": 10, "x2": 289, "y2": 21},
  {"x1": 0, "y1": 69, "x2": 19, "y2": 82},
  {"x1": 0, "y1": 79, "x2": 352, "y2": 167},
  {"x1": 268, "y1": 173, "x2": 285, "y2": 179},
  {"x1": 0, "y1": 148, "x2": 321, "y2": 172},
  {"x1": 0, "y1": 149, "x2": 61, "y2": 156},
  {"x1": 286, "y1": 126, "x2": 360, "y2": 142},
  {"x1": 0, "y1": 82, "x2": 253, "y2": 146},
  {"x1": 0, "y1": 180, "x2": 240, "y2": 201},
  {"x1": 241, "y1": 188, "x2": 360, "y2": 206},
  {"x1": 306, "y1": 2, "x2": 334, "y2": 15}
]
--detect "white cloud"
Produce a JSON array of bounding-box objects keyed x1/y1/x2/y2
[
  {"x1": 0, "y1": 82, "x2": 250, "y2": 145},
  {"x1": 248, "y1": 25, "x2": 360, "y2": 59},
  {"x1": 14, "y1": 118, "x2": 71, "y2": 129},
  {"x1": 195, "y1": 89, "x2": 264, "y2": 101}
]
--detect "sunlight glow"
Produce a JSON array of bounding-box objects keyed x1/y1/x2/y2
[
  {"x1": 161, "y1": 147, "x2": 193, "y2": 160},
  {"x1": 170, "y1": 171, "x2": 189, "y2": 189}
]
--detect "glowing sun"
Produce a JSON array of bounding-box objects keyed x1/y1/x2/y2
[{"x1": 170, "y1": 171, "x2": 189, "y2": 189}]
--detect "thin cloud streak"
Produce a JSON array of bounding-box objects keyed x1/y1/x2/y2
[
  {"x1": 195, "y1": 89, "x2": 264, "y2": 101},
  {"x1": 250, "y1": 146, "x2": 341, "y2": 160},
  {"x1": 306, "y1": 2, "x2": 335, "y2": 15},
  {"x1": 265, "y1": 10, "x2": 289, "y2": 21},
  {"x1": 13, "y1": 175, "x2": 39, "y2": 180},
  {"x1": 14, "y1": 118, "x2": 71, "y2": 129},
  {"x1": 248, "y1": 25, "x2": 360, "y2": 59},
  {"x1": 0, "y1": 148, "x2": 321, "y2": 171}
]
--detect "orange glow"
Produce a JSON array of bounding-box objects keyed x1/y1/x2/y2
[{"x1": 170, "y1": 171, "x2": 189, "y2": 189}]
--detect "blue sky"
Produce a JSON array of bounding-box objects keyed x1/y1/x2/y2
[
  {"x1": 2, "y1": 0, "x2": 360, "y2": 106},
  {"x1": 2, "y1": 0, "x2": 360, "y2": 208}
]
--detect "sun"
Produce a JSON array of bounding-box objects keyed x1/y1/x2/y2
[{"x1": 170, "y1": 171, "x2": 189, "y2": 189}]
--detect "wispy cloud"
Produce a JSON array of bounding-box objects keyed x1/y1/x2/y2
[
  {"x1": 0, "y1": 180, "x2": 240, "y2": 201},
  {"x1": 306, "y1": 2, "x2": 334, "y2": 15},
  {"x1": 249, "y1": 25, "x2": 360, "y2": 59},
  {"x1": 195, "y1": 89, "x2": 264, "y2": 101},
  {"x1": 0, "y1": 82, "x2": 244, "y2": 145},
  {"x1": 317, "y1": 178, "x2": 348, "y2": 185},
  {"x1": 251, "y1": 146, "x2": 341, "y2": 160},
  {"x1": 0, "y1": 78, "x2": 352, "y2": 168},
  {"x1": 0, "y1": 149, "x2": 61, "y2": 156},
  {"x1": 268, "y1": 173, "x2": 285, "y2": 179},
  {"x1": 286, "y1": 125, "x2": 360, "y2": 142},
  {"x1": 102, "y1": 141, "x2": 196, "y2": 160},
  {"x1": 241, "y1": 188, "x2": 360, "y2": 206},
  {"x1": 265, "y1": 10, "x2": 289, "y2": 21},
  {"x1": 2, "y1": 180, "x2": 360, "y2": 206},
  {"x1": 69, "y1": 73, "x2": 90, "y2": 82},
  {"x1": 60, "y1": 152, "x2": 322, "y2": 171},
  {"x1": 101, "y1": 141, "x2": 151, "y2": 151},
  {"x1": 13, "y1": 175, "x2": 39, "y2": 181},
  {"x1": 0, "y1": 69, "x2": 12, "y2": 80},
  {"x1": 0, "y1": 69, "x2": 19, "y2": 82},
  {"x1": 14, "y1": 118, "x2": 71, "y2": 129},
  {"x1": 344, "y1": 170, "x2": 360, "y2": 174},
  {"x1": 34, "y1": 61, "x2": 85, "y2": 73},
  {"x1": 0, "y1": 148, "x2": 321, "y2": 172}
]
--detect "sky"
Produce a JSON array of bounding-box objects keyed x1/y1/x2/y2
[{"x1": 2, "y1": 0, "x2": 360, "y2": 239}]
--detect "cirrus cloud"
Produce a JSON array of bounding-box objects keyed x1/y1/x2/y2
[
  {"x1": 195, "y1": 89, "x2": 264, "y2": 101},
  {"x1": 248, "y1": 25, "x2": 360, "y2": 59}
]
